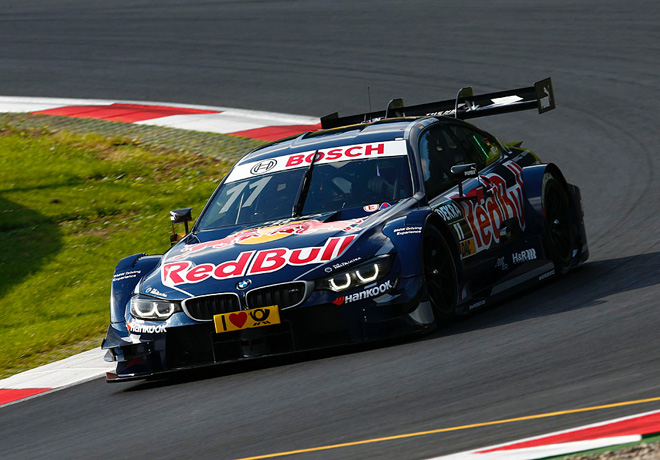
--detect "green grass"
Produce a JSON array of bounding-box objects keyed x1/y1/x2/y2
[
  {"x1": 0, "y1": 118, "x2": 263, "y2": 378},
  {"x1": 553, "y1": 433, "x2": 660, "y2": 459}
]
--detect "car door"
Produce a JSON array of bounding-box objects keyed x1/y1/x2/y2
[{"x1": 421, "y1": 122, "x2": 521, "y2": 297}]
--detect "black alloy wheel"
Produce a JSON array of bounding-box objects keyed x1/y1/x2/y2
[
  {"x1": 423, "y1": 226, "x2": 458, "y2": 325},
  {"x1": 542, "y1": 172, "x2": 574, "y2": 274}
]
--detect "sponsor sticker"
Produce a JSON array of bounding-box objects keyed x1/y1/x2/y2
[
  {"x1": 393, "y1": 226, "x2": 422, "y2": 236},
  {"x1": 333, "y1": 280, "x2": 394, "y2": 305},
  {"x1": 512, "y1": 248, "x2": 537, "y2": 264},
  {"x1": 112, "y1": 270, "x2": 141, "y2": 282},
  {"x1": 249, "y1": 159, "x2": 277, "y2": 175},
  {"x1": 468, "y1": 300, "x2": 486, "y2": 311},
  {"x1": 459, "y1": 238, "x2": 477, "y2": 258},
  {"x1": 162, "y1": 235, "x2": 356, "y2": 287},
  {"x1": 225, "y1": 140, "x2": 408, "y2": 183},
  {"x1": 145, "y1": 287, "x2": 167, "y2": 298},
  {"x1": 127, "y1": 322, "x2": 167, "y2": 334},
  {"x1": 329, "y1": 257, "x2": 362, "y2": 272},
  {"x1": 457, "y1": 161, "x2": 526, "y2": 254},
  {"x1": 173, "y1": 218, "x2": 362, "y2": 258},
  {"x1": 538, "y1": 269, "x2": 555, "y2": 281},
  {"x1": 495, "y1": 257, "x2": 509, "y2": 271},
  {"x1": 435, "y1": 201, "x2": 463, "y2": 223},
  {"x1": 214, "y1": 305, "x2": 280, "y2": 333},
  {"x1": 363, "y1": 204, "x2": 379, "y2": 212}
]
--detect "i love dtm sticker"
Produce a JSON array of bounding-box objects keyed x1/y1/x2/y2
[{"x1": 214, "y1": 305, "x2": 280, "y2": 333}]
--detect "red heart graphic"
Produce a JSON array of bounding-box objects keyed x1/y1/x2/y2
[{"x1": 229, "y1": 312, "x2": 248, "y2": 328}]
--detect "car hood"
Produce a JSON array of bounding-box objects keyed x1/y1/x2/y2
[{"x1": 139, "y1": 214, "x2": 381, "y2": 299}]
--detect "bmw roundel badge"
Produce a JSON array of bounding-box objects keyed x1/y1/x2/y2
[{"x1": 236, "y1": 279, "x2": 251, "y2": 290}]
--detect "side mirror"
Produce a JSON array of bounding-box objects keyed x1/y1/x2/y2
[
  {"x1": 170, "y1": 207, "x2": 193, "y2": 246},
  {"x1": 450, "y1": 163, "x2": 477, "y2": 197}
]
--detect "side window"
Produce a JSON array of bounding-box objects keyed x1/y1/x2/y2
[
  {"x1": 448, "y1": 125, "x2": 502, "y2": 169},
  {"x1": 419, "y1": 126, "x2": 473, "y2": 199}
]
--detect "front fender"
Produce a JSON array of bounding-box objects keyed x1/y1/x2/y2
[
  {"x1": 110, "y1": 253, "x2": 162, "y2": 323},
  {"x1": 383, "y1": 209, "x2": 429, "y2": 278}
]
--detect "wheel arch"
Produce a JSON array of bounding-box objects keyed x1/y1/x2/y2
[
  {"x1": 423, "y1": 211, "x2": 465, "y2": 285},
  {"x1": 523, "y1": 163, "x2": 588, "y2": 273},
  {"x1": 110, "y1": 253, "x2": 162, "y2": 323},
  {"x1": 522, "y1": 163, "x2": 568, "y2": 217}
]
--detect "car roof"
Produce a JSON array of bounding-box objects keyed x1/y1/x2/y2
[{"x1": 236, "y1": 117, "x2": 443, "y2": 165}]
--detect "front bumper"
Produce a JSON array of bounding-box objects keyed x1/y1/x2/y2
[{"x1": 103, "y1": 275, "x2": 432, "y2": 381}]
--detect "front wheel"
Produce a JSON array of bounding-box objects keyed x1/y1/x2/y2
[
  {"x1": 423, "y1": 226, "x2": 458, "y2": 325},
  {"x1": 542, "y1": 172, "x2": 574, "y2": 275}
]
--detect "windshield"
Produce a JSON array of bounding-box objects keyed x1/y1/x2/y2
[{"x1": 197, "y1": 155, "x2": 412, "y2": 230}]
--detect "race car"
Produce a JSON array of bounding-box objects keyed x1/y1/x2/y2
[{"x1": 102, "y1": 78, "x2": 588, "y2": 381}]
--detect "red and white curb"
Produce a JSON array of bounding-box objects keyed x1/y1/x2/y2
[
  {"x1": 0, "y1": 348, "x2": 111, "y2": 407},
  {"x1": 430, "y1": 409, "x2": 660, "y2": 459},
  {"x1": 0, "y1": 96, "x2": 321, "y2": 141}
]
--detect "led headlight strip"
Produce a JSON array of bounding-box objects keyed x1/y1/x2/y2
[
  {"x1": 317, "y1": 256, "x2": 392, "y2": 293},
  {"x1": 130, "y1": 296, "x2": 181, "y2": 320}
]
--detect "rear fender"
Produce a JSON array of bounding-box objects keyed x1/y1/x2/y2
[
  {"x1": 521, "y1": 164, "x2": 552, "y2": 231},
  {"x1": 567, "y1": 183, "x2": 589, "y2": 265},
  {"x1": 110, "y1": 253, "x2": 162, "y2": 323},
  {"x1": 522, "y1": 163, "x2": 588, "y2": 265}
]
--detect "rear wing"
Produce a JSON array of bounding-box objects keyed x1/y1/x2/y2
[{"x1": 320, "y1": 78, "x2": 555, "y2": 130}]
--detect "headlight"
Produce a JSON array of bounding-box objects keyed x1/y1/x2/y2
[
  {"x1": 316, "y1": 256, "x2": 393, "y2": 292},
  {"x1": 130, "y1": 296, "x2": 182, "y2": 320}
]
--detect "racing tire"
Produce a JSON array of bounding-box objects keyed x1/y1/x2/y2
[
  {"x1": 542, "y1": 172, "x2": 574, "y2": 275},
  {"x1": 423, "y1": 226, "x2": 458, "y2": 325}
]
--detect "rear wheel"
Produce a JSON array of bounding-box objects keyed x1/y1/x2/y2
[
  {"x1": 542, "y1": 172, "x2": 574, "y2": 275},
  {"x1": 423, "y1": 226, "x2": 458, "y2": 325}
]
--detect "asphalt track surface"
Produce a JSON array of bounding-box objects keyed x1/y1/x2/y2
[{"x1": 2, "y1": 1, "x2": 660, "y2": 458}]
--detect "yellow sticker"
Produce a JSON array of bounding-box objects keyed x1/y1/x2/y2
[
  {"x1": 214, "y1": 305, "x2": 281, "y2": 333},
  {"x1": 460, "y1": 238, "x2": 477, "y2": 258}
]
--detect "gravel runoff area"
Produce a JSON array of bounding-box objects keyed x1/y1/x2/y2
[{"x1": 0, "y1": 113, "x2": 265, "y2": 163}]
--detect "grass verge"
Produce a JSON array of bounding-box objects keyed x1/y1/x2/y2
[
  {"x1": 558, "y1": 433, "x2": 660, "y2": 459},
  {"x1": 0, "y1": 114, "x2": 264, "y2": 378}
]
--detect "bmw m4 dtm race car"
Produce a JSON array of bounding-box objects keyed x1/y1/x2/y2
[{"x1": 102, "y1": 78, "x2": 588, "y2": 381}]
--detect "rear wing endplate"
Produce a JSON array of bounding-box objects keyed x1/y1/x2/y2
[{"x1": 321, "y1": 78, "x2": 555, "y2": 130}]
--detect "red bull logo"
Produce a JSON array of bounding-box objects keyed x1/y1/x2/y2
[
  {"x1": 162, "y1": 235, "x2": 356, "y2": 286},
  {"x1": 174, "y1": 219, "x2": 363, "y2": 259},
  {"x1": 458, "y1": 162, "x2": 526, "y2": 253}
]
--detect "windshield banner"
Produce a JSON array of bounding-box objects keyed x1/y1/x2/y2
[{"x1": 225, "y1": 140, "x2": 408, "y2": 183}]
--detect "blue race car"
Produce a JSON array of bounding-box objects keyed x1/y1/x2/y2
[{"x1": 103, "y1": 78, "x2": 588, "y2": 381}]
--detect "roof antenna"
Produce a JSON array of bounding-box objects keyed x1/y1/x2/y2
[
  {"x1": 454, "y1": 87, "x2": 474, "y2": 118},
  {"x1": 362, "y1": 86, "x2": 372, "y2": 123},
  {"x1": 367, "y1": 86, "x2": 372, "y2": 113}
]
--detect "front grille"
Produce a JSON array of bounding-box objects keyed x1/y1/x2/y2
[
  {"x1": 183, "y1": 293, "x2": 240, "y2": 321},
  {"x1": 246, "y1": 282, "x2": 308, "y2": 310}
]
